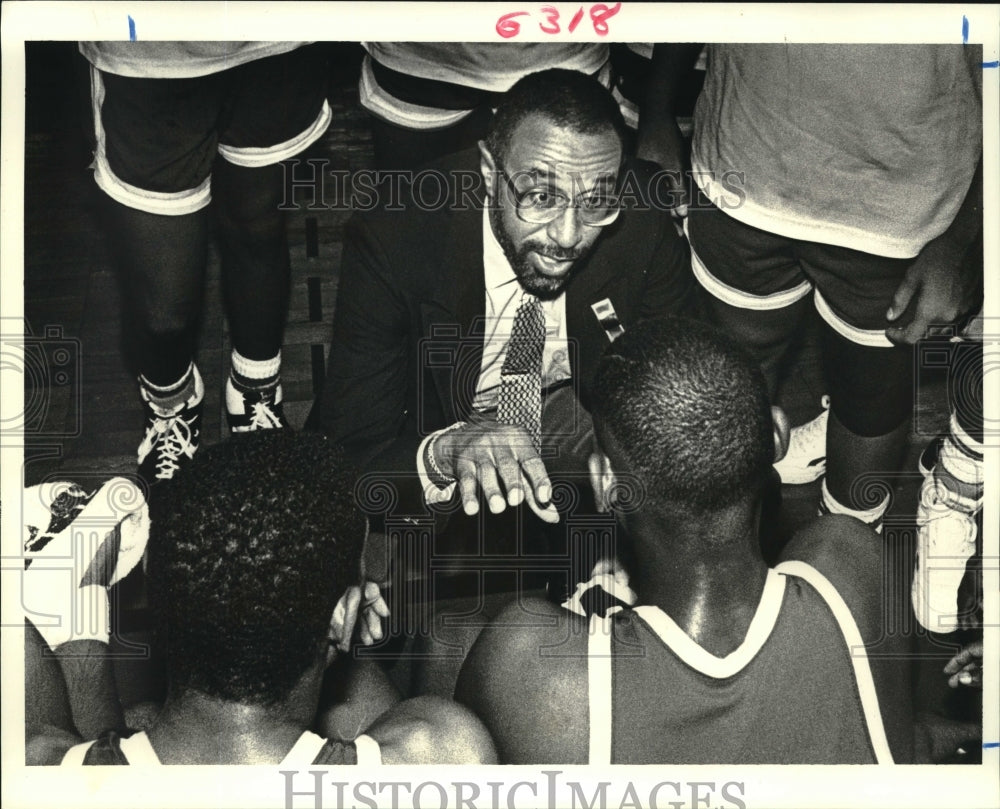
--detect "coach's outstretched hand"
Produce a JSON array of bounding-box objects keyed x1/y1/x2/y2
[{"x1": 433, "y1": 420, "x2": 559, "y2": 524}]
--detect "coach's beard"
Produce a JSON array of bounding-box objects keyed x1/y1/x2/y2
[{"x1": 489, "y1": 204, "x2": 587, "y2": 301}]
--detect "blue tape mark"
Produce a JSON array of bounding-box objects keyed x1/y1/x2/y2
[
  {"x1": 984, "y1": 742, "x2": 999, "y2": 749},
  {"x1": 128, "y1": 15, "x2": 136, "y2": 41},
  {"x1": 983, "y1": 61, "x2": 999, "y2": 69},
  {"x1": 962, "y1": 15, "x2": 969, "y2": 43}
]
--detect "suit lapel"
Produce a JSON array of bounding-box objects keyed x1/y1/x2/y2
[
  {"x1": 565, "y1": 241, "x2": 622, "y2": 394},
  {"x1": 420, "y1": 202, "x2": 487, "y2": 425}
]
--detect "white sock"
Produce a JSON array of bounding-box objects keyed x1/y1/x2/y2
[
  {"x1": 936, "y1": 413, "x2": 983, "y2": 507},
  {"x1": 820, "y1": 478, "x2": 889, "y2": 534},
  {"x1": 230, "y1": 349, "x2": 280, "y2": 386}
]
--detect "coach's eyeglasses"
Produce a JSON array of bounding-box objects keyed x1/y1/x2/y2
[{"x1": 497, "y1": 164, "x2": 621, "y2": 228}]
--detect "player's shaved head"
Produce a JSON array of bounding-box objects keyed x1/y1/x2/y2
[{"x1": 591, "y1": 316, "x2": 774, "y2": 517}]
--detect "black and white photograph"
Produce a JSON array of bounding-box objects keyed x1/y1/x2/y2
[{"x1": 2, "y1": 3, "x2": 998, "y2": 808}]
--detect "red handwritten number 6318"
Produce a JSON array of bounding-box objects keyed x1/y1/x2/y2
[{"x1": 496, "y1": 3, "x2": 621, "y2": 38}]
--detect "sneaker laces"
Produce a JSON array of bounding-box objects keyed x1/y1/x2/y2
[
  {"x1": 247, "y1": 395, "x2": 284, "y2": 430},
  {"x1": 139, "y1": 411, "x2": 199, "y2": 480},
  {"x1": 917, "y1": 481, "x2": 979, "y2": 552}
]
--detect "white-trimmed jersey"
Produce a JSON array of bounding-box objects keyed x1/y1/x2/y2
[
  {"x1": 61, "y1": 730, "x2": 382, "y2": 766},
  {"x1": 587, "y1": 563, "x2": 893, "y2": 764},
  {"x1": 79, "y1": 42, "x2": 310, "y2": 79}
]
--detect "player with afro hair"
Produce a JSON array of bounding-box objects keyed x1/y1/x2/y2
[{"x1": 27, "y1": 431, "x2": 495, "y2": 765}]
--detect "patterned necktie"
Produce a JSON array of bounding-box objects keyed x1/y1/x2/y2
[{"x1": 497, "y1": 294, "x2": 545, "y2": 452}]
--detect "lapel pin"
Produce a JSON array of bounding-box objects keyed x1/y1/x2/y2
[{"x1": 591, "y1": 298, "x2": 624, "y2": 342}]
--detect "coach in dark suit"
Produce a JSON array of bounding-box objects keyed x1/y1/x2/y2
[{"x1": 317, "y1": 70, "x2": 696, "y2": 583}]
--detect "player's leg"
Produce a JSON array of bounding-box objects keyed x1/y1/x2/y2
[
  {"x1": 686, "y1": 192, "x2": 821, "y2": 484},
  {"x1": 798, "y1": 241, "x2": 916, "y2": 532},
  {"x1": 91, "y1": 67, "x2": 219, "y2": 484},
  {"x1": 820, "y1": 331, "x2": 912, "y2": 529},
  {"x1": 24, "y1": 621, "x2": 77, "y2": 762},
  {"x1": 368, "y1": 108, "x2": 495, "y2": 173},
  {"x1": 360, "y1": 48, "x2": 504, "y2": 172},
  {"x1": 213, "y1": 44, "x2": 332, "y2": 431},
  {"x1": 686, "y1": 196, "x2": 812, "y2": 398}
]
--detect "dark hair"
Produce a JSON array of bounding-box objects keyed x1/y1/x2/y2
[
  {"x1": 147, "y1": 431, "x2": 366, "y2": 706},
  {"x1": 485, "y1": 68, "x2": 626, "y2": 165},
  {"x1": 591, "y1": 317, "x2": 774, "y2": 516}
]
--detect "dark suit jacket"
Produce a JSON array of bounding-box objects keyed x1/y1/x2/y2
[{"x1": 317, "y1": 149, "x2": 697, "y2": 516}]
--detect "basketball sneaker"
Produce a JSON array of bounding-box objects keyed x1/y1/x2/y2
[
  {"x1": 911, "y1": 478, "x2": 980, "y2": 633},
  {"x1": 773, "y1": 395, "x2": 829, "y2": 484},
  {"x1": 225, "y1": 374, "x2": 289, "y2": 432},
  {"x1": 137, "y1": 366, "x2": 204, "y2": 485}
]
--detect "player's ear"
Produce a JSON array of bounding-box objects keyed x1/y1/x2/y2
[
  {"x1": 588, "y1": 451, "x2": 615, "y2": 513},
  {"x1": 479, "y1": 140, "x2": 497, "y2": 193},
  {"x1": 322, "y1": 631, "x2": 339, "y2": 667},
  {"x1": 323, "y1": 607, "x2": 340, "y2": 666},
  {"x1": 771, "y1": 406, "x2": 791, "y2": 464},
  {"x1": 359, "y1": 517, "x2": 370, "y2": 581}
]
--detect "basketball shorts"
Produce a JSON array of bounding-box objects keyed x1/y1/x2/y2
[
  {"x1": 686, "y1": 189, "x2": 914, "y2": 349},
  {"x1": 90, "y1": 43, "x2": 331, "y2": 216}
]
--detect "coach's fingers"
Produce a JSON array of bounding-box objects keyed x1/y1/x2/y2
[
  {"x1": 518, "y1": 453, "x2": 552, "y2": 507},
  {"x1": 521, "y1": 474, "x2": 560, "y2": 524},
  {"x1": 455, "y1": 458, "x2": 481, "y2": 516},
  {"x1": 477, "y1": 461, "x2": 507, "y2": 515},
  {"x1": 494, "y1": 446, "x2": 525, "y2": 508}
]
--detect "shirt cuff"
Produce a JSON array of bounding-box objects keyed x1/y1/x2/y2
[{"x1": 417, "y1": 426, "x2": 461, "y2": 504}]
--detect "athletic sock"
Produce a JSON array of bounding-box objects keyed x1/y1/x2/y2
[
  {"x1": 819, "y1": 477, "x2": 890, "y2": 534},
  {"x1": 229, "y1": 349, "x2": 281, "y2": 390},
  {"x1": 226, "y1": 349, "x2": 287, "y2": 430},
  {"x1": 139, "y1": 363, "x2": 197, "y2": 415}
]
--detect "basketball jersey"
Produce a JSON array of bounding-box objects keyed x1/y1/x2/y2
[
  {"x1": 587, "y1": 563, "x2": 894, "y2": 764},
  {"x1": 78, "y1": 42, "x2": 310, "y2": 79},
  {"x1": 61, "y1": 730, "x2": 382, "y2": 766},
  {"x1": 691, "y1": 45, "x2": 981, "y2": 258},
  {"x1": 359, "y1": 43, "x2": 611, "y2": 129}
]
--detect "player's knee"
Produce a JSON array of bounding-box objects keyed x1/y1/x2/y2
[
  {"x1": 830, "y1": 385, "x2": 911, "y2": 437},
  {"x1": 215, "y1": 174, "x2": 285, "y2": 235},
  {"x1": 707, "y1": 298, "x2": 803, "y2": 355},
  {"x1": 823, "y1": 332, "x2": 913, "y2": 437},
  {"x1": 141, "y1": 319, "x2": 200, "y2": 350}
]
